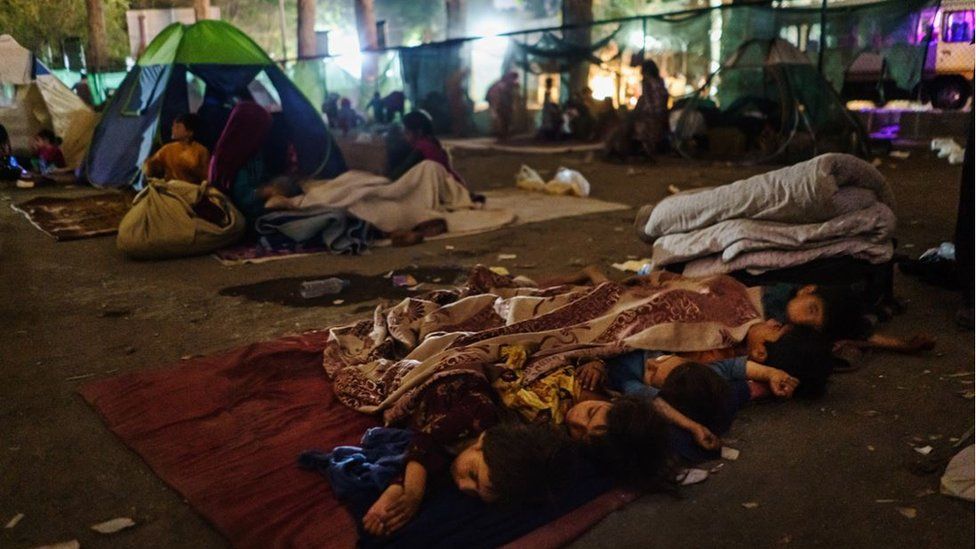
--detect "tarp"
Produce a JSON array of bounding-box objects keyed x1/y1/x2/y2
[
  {"x1": 0, "y1": 34, "x2": 97, "y2": 168},
  {"x1": 84, "y1": 20, "x2": 346, "y2": 189}
]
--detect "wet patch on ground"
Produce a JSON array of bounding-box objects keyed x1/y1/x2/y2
[{"x1": 218, "y1": 266, "x2": 468, "y2": 308}]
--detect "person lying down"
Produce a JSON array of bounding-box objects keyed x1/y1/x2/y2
[
  {"x1": 557, "y1": 266, "x2": 936, "y2": 357},
  {"x1": 360, "y1": 317, "x2": 836, "y2": 537},
  {"x1": 322, "y1": 267, "x2": 843, "y2": 537}
]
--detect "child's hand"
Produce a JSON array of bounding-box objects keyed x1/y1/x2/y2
[
  {"x1": 577, "y1": 360, "x2": 607, "y2": 391},
  {"x1": 690, "y1": 423, "x2": 719, "y2": 450},
  {"x1": 363, "y1": 483, "x2": 421, "y2": 536},
  {"x1": 380, "y1": 484, "x2": 423, "y2": 535},
  {"x1": 767, "y1": 368, "x2": 799, "y2": 398}
]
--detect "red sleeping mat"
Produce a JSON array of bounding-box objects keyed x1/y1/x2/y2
[{"x1": 80, "y1": 331, "x2": 632, "y2": 548}]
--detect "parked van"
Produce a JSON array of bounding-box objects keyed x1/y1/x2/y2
[{"x1": 843, "y1": 0, "x2": 974, "y2": 109}]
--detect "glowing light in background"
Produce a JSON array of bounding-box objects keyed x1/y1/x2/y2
[
  {"x1": 470, "y1": 18, "x2": 510, "y2": 110},
  {"x1": 331, "y1": 29, "x2": 363, "y2": 76},
  {"x1": 590, "y1": 74, "x2": 615, "y2": 100}
]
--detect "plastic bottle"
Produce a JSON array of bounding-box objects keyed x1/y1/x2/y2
[{"x1": 300, "y1": 277, "x2": 349, "y2": 299}]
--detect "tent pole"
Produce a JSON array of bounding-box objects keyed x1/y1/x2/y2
[
  {"x1": 817, "y1": 0, "x2": 827, "y2": 75},
  {"x1": 278, "y1": 0, "x2": 289, "y2": 60}
]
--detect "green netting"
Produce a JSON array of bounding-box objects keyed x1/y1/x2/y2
[
  {"x1": 298, "y1": 0, "x2": 937, "y2": 138},
  {"x1": 673, "y1": 38, "x2": 867, "y2": 165}
]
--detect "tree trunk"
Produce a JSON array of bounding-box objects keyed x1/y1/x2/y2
[
  {"x1": 562, "y1": 0, "x2": 593, "y2": 96},
  {"x1": 85, "y1": 0, "x2": 109, "y2": 72},
  {"x1": 354, "y1": 0, "x2": 379, "y2": 86},
  {"x1": 446, "y1": 0, "x2": 466, "y2": 39},
  {"x1": 193, "y1": 0, "x2": 210, "y2": 21},
  {"x1": 297, "y1": 0, "x2": 316, "y2": 59}
]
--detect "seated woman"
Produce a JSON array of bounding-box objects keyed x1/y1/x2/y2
[
  {"x1": 387, "y1": 110, "x2": 468, "y2": 189},
  {"x1": 143, "y1": 113, "x2": 210, "y2": 184}
]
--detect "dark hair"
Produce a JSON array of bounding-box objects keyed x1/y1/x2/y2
[
  {"x1": 403, "y1": 110, "x2": 435, "y2": 138},
  {"x1": 0, "y1": 123, "x2": 9, "y2": 145},
  {"x1": 641, "y1": 60, "x2": 661, "y2": 79},
  {"x1": 173, "y1": 113, "x2": 201, "y2": 137},
  {"x1": 590, "y1": 395, "x2": 674, "y2": 492},
  {"x1": 764, "y1": 325, "x2": 836, "y2": 398},
  {"x1": 481, "y1": 423, "x2": 580, "y2": 504},
  {"x1": 659, "y1": 362, "x2": 732, "y2": 432},
  {"x1": 35, "y1": 129, "x2": 61, "y2": 146},
  {"x1": 808, "y1": 286, "x2": 872, "y2": 341}
]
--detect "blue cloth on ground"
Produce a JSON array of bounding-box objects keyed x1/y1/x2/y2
[
  {"x1": 254, "y1": 206, "x2": 375, "y2": 254},
  {"x1": 359, "y1": 461, "x2": 614, "y2": 549},
  {"x1": 298, "y1": 427, "x2": 412, "y2": 506}
]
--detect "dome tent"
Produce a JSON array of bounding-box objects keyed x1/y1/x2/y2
[
  {"x1": 672, "y1": 38, "x2": 868, "y2": 165},
  {"x1": 84, "y1": 20, "x2": 345, "y2": 188},
  {"x1": 0, "y1": 35, "x2": 97, "y2": 168}
]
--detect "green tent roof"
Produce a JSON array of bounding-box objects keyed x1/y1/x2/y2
[{"x1": 138, "y1": 20, "x2": 272, "y2": 66}]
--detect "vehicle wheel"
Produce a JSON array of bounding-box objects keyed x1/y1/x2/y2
[{"x1": 931, "y1": 78, "x2": 971, "y2": 110}]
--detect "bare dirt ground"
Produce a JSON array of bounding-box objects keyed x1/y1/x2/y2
[{"x1": 1, "y1": 147, "x2": 972, "y2": 548}]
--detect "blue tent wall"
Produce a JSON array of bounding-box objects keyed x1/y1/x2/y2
[
  {"x1": 84, "y1": 65, "x2": 174, "y2": 188},
  {"x1": 85, "y1": 64, "x2": 346, "y2": 188}
]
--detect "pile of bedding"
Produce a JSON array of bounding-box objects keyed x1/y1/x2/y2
[{"x1": 637, "y1": 153, "x2": 897, "y2": 276}]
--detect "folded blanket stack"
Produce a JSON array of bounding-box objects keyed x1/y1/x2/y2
[{"x1": 637, "y1": 153, "x2": 897, "y2": 276}]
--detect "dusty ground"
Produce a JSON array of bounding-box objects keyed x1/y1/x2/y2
[{"x1": 0, "y1": 147, "x2": 972, "y2": 548}]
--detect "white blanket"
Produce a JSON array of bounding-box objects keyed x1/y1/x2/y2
[
  {"x1": 640, "y1": 153, "x2": 895, "y2": 240},
  {"x1": 275, "y1": 161, "x2": 501, "y2": 234}
]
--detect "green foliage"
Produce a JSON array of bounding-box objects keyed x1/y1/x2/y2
[{"x1": 0, "y1": 0, "x2": 130, "y2": 65}]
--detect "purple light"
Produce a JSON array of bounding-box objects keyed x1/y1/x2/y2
[
  {"x1": 915, "y1": 7, "x2": 938, "y2": 44},
  {"x1": 945, "y1": 10, "x2": 975, "y2": 43}
]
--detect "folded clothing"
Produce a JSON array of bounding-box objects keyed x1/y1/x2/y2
[{"x1": 299, "y1": 427, "x2": 412, "y2": 509}]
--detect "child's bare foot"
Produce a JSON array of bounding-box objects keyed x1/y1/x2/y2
[
  {"x1": 413, "y1": 218, "x2": 447, "y2": 238},
  {"x1": 390, "y1": 230, "x2": 424, "y2": 247}
]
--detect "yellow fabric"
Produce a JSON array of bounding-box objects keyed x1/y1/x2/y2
[
  {"x1": 491, "y1": 345, "x2": 579, "y2": 425},
  {"x1": 144, "y1": 141, "x2": 210, "y2": 184},
  {"x1": 117, "y1": 179, "x2": 244, "y2": 259}
]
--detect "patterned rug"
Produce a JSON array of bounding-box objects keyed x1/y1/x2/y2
[{"x1": 11, "y1": 192, "x2": 132, "y2": 241}]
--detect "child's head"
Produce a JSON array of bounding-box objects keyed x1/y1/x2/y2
[
  {"x1": 340, "y1": 97, "x2": 352, "y2": 108},
  {"x1": 659, "y1": 362, "x2": 733, "y2": 433},
  {"x1": 745, "y1": 318, "x2": 792, "y2": 362},
  {"x1": 0, "y1": 123, "x2": 9, "y2": 148},
  {"x1": 171, "y1": 113, "x2": 200, "y2": 142},
  {"x1": 762, "y1": 324, "x2": 836, "y2": 398},
  {"x1": 786, "y1": 285, "x2": 870, "y2": 341},
  {"x1": 564, "y1": 399, "x2": 612, "y2": 440},
  {"x1": 31, "y1": 129, "x2": 60, "y2": 150},
  {"x1": 589, "y1": 395, "x2": 672, "y2": 491},
  {"x1": 451, "y1": 423, "x2": 578, "y2": 503},
  {"x1": 402, "y1": 110, "x2": 435, "y2": 143}
]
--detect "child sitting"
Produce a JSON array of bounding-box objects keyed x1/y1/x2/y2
[
  {"x1": 143, "y1": 113, "x2": 210, "y2": 184},
  {"x1": 30, "y1": 129, "x2": 66, "y2": 174}
]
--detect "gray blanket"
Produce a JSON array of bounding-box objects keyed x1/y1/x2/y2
[
  {"x1": 639, "y1": 153, "x2": 897, "y2": 276},
  {"x1": 639, "y1": 153, "x2": 895, "y2": 240},
  {"x1": 651, "y1": 201, "x2": 896, "y2": 269}
]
